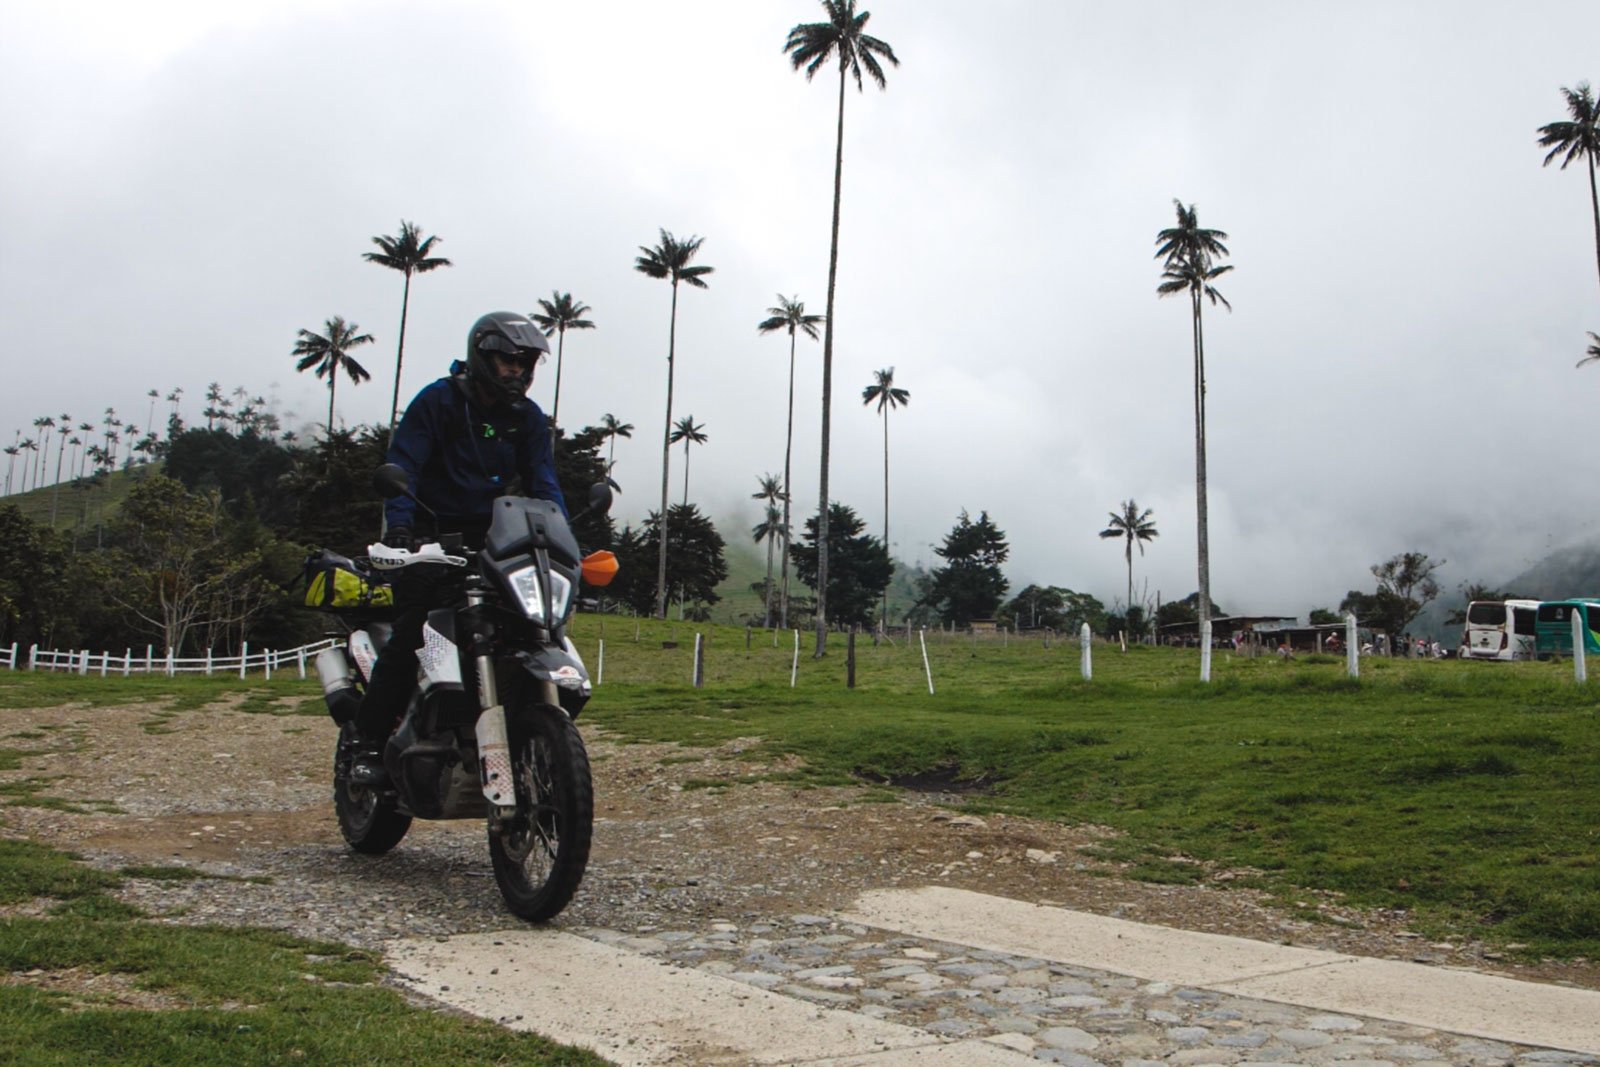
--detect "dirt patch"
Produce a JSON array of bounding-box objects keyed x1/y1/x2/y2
[{"x1": 1, "y1": 697, "x2": 1597, "y2": 994}]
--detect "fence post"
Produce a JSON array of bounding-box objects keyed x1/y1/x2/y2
[
  {"x1": 692, "y1": 633, "x2": 704, "y2": 688},
  {"x1": 79, "y1": 650, "x2": 89, "y2": 676},
  {"x1": 919, "y1": 628, "x2": 935, "y2": 694},
  {"x1": 100, "y1": 652, "x2": 109, "y2": 677},
  {"x1": 1080, "y1": 623, "x2": 1092, "y2": 680},
  {"x1": 28, "y1": 644, "x2": 38, "y2": 671},
  {"x1": 166, "y1": 647, "x2": 175, "y2": 677},
  {"x1": 1574, "y1": 609, "x2": 1588, "y2": 684},
  {"x1": 1345, "y1": 612, "x2": 1359, "y2": 679},
  {"x1": 297, "y1": 648, "x2": 306, "y2": 680},
  {"x1": 790, "y1": 630, "x2": 800, "y2": 688},
  {"x1": 239, "y1": 642, "x2": 249, "y2": 680},
  {"x1": 146, "y1": 644, "x2": 153, "y2": 672},
  {"x1": 597, "y1": 639, "x2": 605, "y2": 686},
  {"x1": 124, "y1": 649, "x2": 132, "y2": 677},
  {"x1": 5, "y1": 642, "x2": 14, "y2": 671},
  {"x1": 264, "y1": 650, "x2": 272, "y2": 682},
  {"x1": 847, "y1": 629, "x2": 856, "y2": 689},
  {"x1": 1199, "y1": 620, "x2": 1213, "y2": 682}
]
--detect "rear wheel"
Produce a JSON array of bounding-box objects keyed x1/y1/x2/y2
[
  {"x1": 333, "y1": 723, "x2": 412, "y2": 854},
  {"x1": 487, "y1": 705, "x2": 593, "y2": 922}
]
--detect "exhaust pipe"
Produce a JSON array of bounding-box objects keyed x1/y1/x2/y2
[{"x1": 315, "y1": 648, "x2": 362, "y2": 725}]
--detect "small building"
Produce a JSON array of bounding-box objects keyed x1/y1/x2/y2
[{"x1": 969, "y1": 619, "x2": 999, "y2": 635}]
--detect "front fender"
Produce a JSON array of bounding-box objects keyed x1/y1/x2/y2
[{"x1": 512, "y1": 640, "x2": 591, "y2": 717}]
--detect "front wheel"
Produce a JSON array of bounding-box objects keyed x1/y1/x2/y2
[
  {"x1": 487, "y1": 706, "x2": 593, "y2": 922},
  {"x1": 333, "y1": 723, "x2": 412, "y2": 855}
]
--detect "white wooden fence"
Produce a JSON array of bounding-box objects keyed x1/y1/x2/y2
[{"x1": 0, "y1": 638, "x2": 339, "y2": 680}]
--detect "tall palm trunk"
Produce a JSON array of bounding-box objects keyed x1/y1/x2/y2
[
  {"x1": 881, "y1": 404, "x2": 892, "y2": 626},
  {"x1": 386, "y1": 271, "x2": 413, "y2": 446},
  {"x1": 1125, "y1": 541, "x2": 1134, "y2": 623},
  {"x1": 552, "y1": 328, "x2": 567, "y2": 426},
  {"x1": 656, "y1": 282, "x2": 679, "y2": 619},
  {"x1": 49, "y1": 435, "x2": 68, "y2": 525},
  {"x1": 1192, "y1": 288, "x2": 1211, "y2": 625},
  {"x1": 327, "y1": 372, "x2": 339, "y2": 439},
  {"x1": 763, "y1": 531, "x2": 776, "y2": 629},
  {"x1": 814, "y1": 60, "x2": 847, "y2": 658},
  {"x1": 1588, "y1": 153, "x2": 1600, "y2": 299},
  {"x1": 780, "y1": 330, "x2": 797, "y2": 629},
  {"x1": 681, "y1": 440, "x2": 692, "y2": 506}
]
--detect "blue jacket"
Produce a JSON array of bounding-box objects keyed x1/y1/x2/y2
[{"x1": 384, "y1": 363, "x2": 566, "y2": 534}]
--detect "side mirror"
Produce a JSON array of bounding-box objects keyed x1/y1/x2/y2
[
  {"x1": 580, "y1": 550, "x2": 619, "y2": 587},
  {"x1": 585, "y1": 479, "x2": 615, "y2": 516},
  {"x1": 373, "y1": 464, "x2": 411, "y2": 499}
]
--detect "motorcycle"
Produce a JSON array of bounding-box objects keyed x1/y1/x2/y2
[{"x1": 308, "y1": 464, "x2": 618, "y2": 922}]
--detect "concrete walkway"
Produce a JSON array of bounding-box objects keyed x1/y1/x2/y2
[{"x1": 386, "y1": 887, "x2": 1600, "y2": 1065}]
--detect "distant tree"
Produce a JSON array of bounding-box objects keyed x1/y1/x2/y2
[
  {"x1": 634, "y1": 228, "x2": 714, "y2": 618},
  {"x1": 999, "y1": 584, "x2": 1106, "y2": 632},
  {"x1": 551, "y1": 424, "x2": 615, "y2": 553},
  {"x1": 758, "y1": 294, "x2": 824, "y2": 630},
  {"x1": 789, "y1": 503, "x2": 893, "y2": 628},
  {"x1": 1537, "y1": 81, "x2": 1600, "y2": 298},
  {"x1": 2, "y1": 445, "x2": 19, "y2": 496},
  {"x1": 611, "y1": 505, "x2": 728, "y2": 618},
  {"x1": 531, "y1": 291, "x2": 596, "y2": 427},
  {"x1": 785, "y1": 0, "x2": 899, "y2": 657},
  {"x1": 292, "y1": 316, "x2": 374, "y2": 435},
  {"x1": 752, "y1": 503, "x2": 786, "y2": 628},
  {"x1": 163, "y1": 428, "x2": 298, "y2": 528},
  {"x1": 925, "y1": 510, "x2": 1009, "y2": 627},
  {"x1": 0, "y1": 504, "x2": 72, "y2": 648},
  {"x1": 598, "y1": 413, "x2": 633, "y2": 475},
  {"x1": 1156, "y1": 199, "x2": 1232, "y2": 627},
  {"x1": 277, "y1": 427, "x2": 388, "y2": 556},
  {"x1": 365, "y1": 220, "x2": 452, "y2": 439},
  {"x1": 861, "y1": 365, "x2": 909, "y2": 625},
  {"x1": 752, "y1": 473, "x2": 788, "y2": 627},
  {"x1": 1098, "y1": 500, "x2": 1158, "y2": 619},
  {"x1": 1341, "y1": 551, "x2": 1444, "y2": 636},
  {"x1": 668, "y1": 415, "x2": 708, "y2": 506},
  {"x1": 1308, "y1": 607, "x2": 1341, "y2": 625}
]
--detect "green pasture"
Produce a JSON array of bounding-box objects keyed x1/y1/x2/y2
[{"x1": 4, "y1": 619, "x2": 1600, "y2": 963}]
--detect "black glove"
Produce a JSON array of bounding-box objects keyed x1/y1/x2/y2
[{"x1": 384, "y1": 526, "x2": 414, "y2": 550}]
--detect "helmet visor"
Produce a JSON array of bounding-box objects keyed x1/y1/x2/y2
[{"x1": 476, "y1": 333, "x2": 547, "y2": 366}]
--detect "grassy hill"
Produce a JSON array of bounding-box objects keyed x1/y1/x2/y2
[{"x1": 1, "y1": 466, "x2": 147, "y2": 538}]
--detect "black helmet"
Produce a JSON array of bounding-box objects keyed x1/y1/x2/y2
[{"x1": 466, "y1": 311, "x2": 550, "y2": 406}]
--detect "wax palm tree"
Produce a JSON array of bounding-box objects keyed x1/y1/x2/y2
[
  {"x1": 635, "y1": 229, "x2": 714, "y2": 618},
  {"x1": 1538, "y1": 82, "x2": 1600, "y2": 299},
  {"x1": 75, "y1": 422, "x2": 93, "y2": 478},
  {"x1": 165, "y1": 387, "x2": 183, "y2": 435},
  {"x1": 32, "y1": 417, "x2": 53, "y2": 489},
  {"x1": 752, "y1": 473, "x2": 787, "y2": 627},
  {"x1": 1099, "y1": 500, "x2": 1159, "y2": 623},
  {"x1": 758, "y1": 294, "x2": 825, "y2": 628},
  {"x1": 862, "y1": 367, "x2": 908, "y2": 626},
  {"x1": 753, "y1": 502, "x2": 787, "y2": 629},
  {"x1": 785, "y1": 0, "x2": 899, "y2": 656},
  {"x1": 668, "y1": 416, "x2": 708, "y2": 506},
  {"x1": 1578, "y1": 331, "x2": 1600, "y2": 368},
  {"x1": 598, "y1": 413, "x2": 633, "y2": 475},
  {"x1": 365, "y1": 220, "x2": 452, "y2": 440},
  {"x1": 18, "y1": 439, "x2": 37, "y2": 492},
  {"x1": 1156, "y1": 199, "x2": 1232, "y2": 627},
  {"x1": 293, "y1": 316, "x2": 374, "y2": 435},
  {"x1": 531, "y1": 291, "x2": 596, "y2": 427},
  {"x1": 3, "y1": 445, "x2": 19, "y2": 496}
]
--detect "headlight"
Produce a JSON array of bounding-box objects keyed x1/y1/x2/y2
[{"x1": 505, "y1": 564, "x2": 572, "y2": 624}]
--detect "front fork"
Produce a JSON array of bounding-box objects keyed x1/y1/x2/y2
[{"x1": 467, "y1": 588, "x2": 560, "y2": 809}]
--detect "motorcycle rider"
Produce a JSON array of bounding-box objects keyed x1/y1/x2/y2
[{"x1": 350, "y1": 311, "x2": 566, "y2": 782}]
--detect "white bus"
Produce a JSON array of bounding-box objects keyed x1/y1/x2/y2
[{"x1": 1461, "y1": 599, "x2": 1540, "y2": 661}]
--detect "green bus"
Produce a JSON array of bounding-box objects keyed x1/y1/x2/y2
[{"x1": 1534, "y1": 598, "x2": 1600, "y2": 658}]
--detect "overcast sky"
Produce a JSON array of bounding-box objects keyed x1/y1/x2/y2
[{"x1": 4, "y1": 1, "x2": 1599, "y2": 617}]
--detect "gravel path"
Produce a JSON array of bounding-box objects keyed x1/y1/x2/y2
[{"x1": 4, "y1": 699, "x2": 1598, "y2": 1064}]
